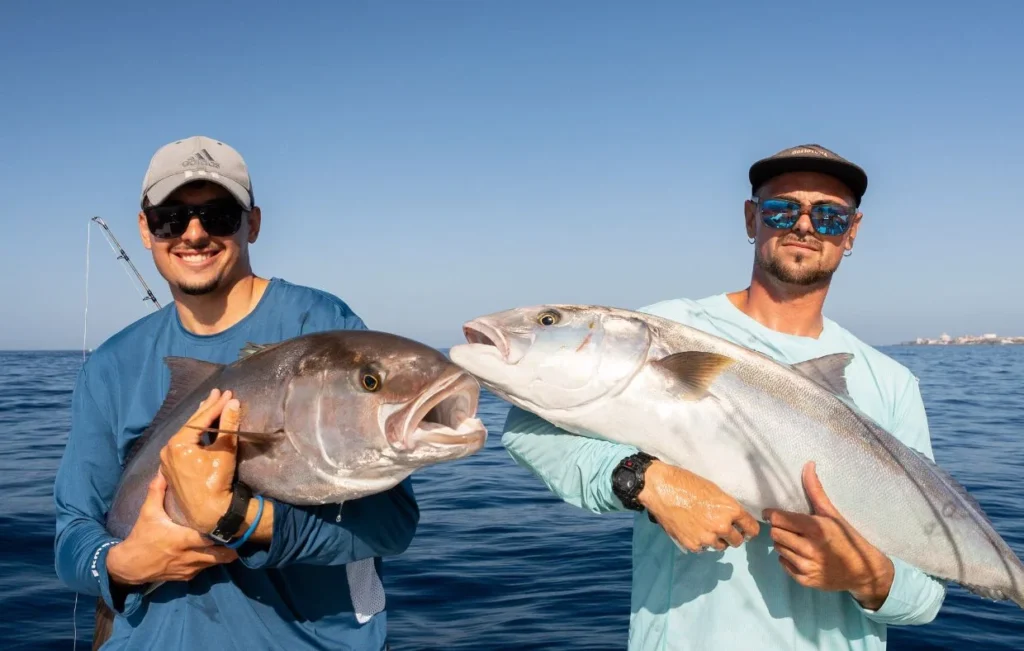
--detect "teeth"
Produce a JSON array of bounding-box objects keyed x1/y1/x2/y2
[{"x1": 179, "y1": 252, "x2": 214, "y2": 263}]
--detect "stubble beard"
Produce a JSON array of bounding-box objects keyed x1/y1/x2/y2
[
  {"x1": 175, "y1": 266, "x2": 226, "y2": 296},
  {"x1": 177, "y1": 277, "x2": 221, "y2": 296},
  {"x1": 755, "y1": 246, "x2": 835, "y2": 287},
  {"x1": 172, "y1": 249, "x2": 233, "y2": 296}
]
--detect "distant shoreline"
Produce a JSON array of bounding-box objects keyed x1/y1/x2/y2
[
  {"x1": 901, "y1": 341, "x2": 1024, "y2": 346},
  {"x1": 902, "y1": 335, "x2": 1024, "y2": 346}
]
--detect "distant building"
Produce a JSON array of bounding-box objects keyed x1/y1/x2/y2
[{"x1": 902, "y1": 331, "x2": 1023, "y2": 346}]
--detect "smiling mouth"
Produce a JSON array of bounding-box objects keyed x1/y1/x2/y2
[
  {"x1": 173, "y1": 249, "x2": 221, "y2": 265},
  {"x1": 404, "y1": 372, "x2": 487, "y2": 448}
]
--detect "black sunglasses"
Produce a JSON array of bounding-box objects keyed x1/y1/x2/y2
[{"x1": 144, "y1": 198, "x2": 246, "y2": 239}]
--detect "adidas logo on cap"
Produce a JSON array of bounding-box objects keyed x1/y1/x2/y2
[{"x1": 180, "y1": 149, "x2": 221, "y2": 169}]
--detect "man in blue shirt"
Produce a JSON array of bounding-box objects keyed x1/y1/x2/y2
[
  {"x1": 502, "y1": 145, "x2": 946, "y2": 650},
  {"x1": 54, "y1": 135, "x2": 418, "y2": 650}
]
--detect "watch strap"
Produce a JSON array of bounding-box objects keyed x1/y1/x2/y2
[{"x1": 209, "y1": 481, "x2": 253, "y2": 544}]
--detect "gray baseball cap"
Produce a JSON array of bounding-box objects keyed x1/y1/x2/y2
[{"x1": 140, "y1": 135, "x2": 254, "y2": 209}]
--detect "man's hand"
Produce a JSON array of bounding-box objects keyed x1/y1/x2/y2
[
  {"x1": 159, "y1": 389, "x2": 241, "y2": 533},
  {"x1": 638, "y1": 460, "x2": 760, "y2": 553},
  {"x1": 159, "y1": 387, "x2": 274, "y2": 544},
  {"x1": 764, "y1": 461, "x2": 895, "y2": 610},
  {"x1": 106, "y1": 470, "x2": 238, "y2": 586}
]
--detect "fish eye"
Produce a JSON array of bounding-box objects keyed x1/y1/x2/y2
[
  {"x1": 537, "y1": 311, "x2": 560, "y2": 326},
  {"x1": 361, "y1": 372, "x2": 381, "y2": 392}
]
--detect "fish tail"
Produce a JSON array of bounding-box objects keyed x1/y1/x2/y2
[{"x1": 92, "y1": 597, "x2": 114, "y2": 650}]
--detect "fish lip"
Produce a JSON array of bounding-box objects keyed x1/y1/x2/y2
[
  {"x1": 461, "y1": 320, "x2": 510, "y2": 361},
  {"x1": 402, "y1": 371, "x2": 485, "y2": 449}
]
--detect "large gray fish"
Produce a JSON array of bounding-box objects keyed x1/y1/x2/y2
[
  {"x1": 448, "y1": 304, "x2": 1024, "y2": 609},
  {"x1": 94, "y1": 329, "x2": 487, "y2": 649}
]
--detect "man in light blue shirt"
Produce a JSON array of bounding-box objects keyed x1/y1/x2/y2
[{"x1": 502, "y1": 144, "x2": 946, "y2": 650}]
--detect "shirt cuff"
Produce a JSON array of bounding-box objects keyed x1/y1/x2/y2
[
  {"x1": 856, "y1": 556, "x2": 936, "y2": 623},
  {"x1": 93, "y1": 540, "x2": 144, "y2": 617}
]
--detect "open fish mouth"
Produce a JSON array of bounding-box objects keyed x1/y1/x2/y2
[
  {"x1": 462, "y1": 320, "x2": 511, "y2": 361},
  {"x1": 404, "y1": 372, "x2": 486, "y2": 448}
]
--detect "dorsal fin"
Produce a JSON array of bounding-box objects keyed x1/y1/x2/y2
[
  {"x1": 160, "y1": 357, "x2": 225, "y2": 419},
  {"x1": 122, "y1": 357, "x2": 225, "y2": 468},
  {"x1": 792, "y1": 353, "x2": 853, "y2": 400},
  {"x1": 240, "y1": 341, "x2": 273, "y2": 359},
  {"x1": 653, "y1": 351, "x2": 736, "y2": 401}
]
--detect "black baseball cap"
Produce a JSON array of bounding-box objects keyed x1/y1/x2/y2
[{"x1": 748, "y1": 144, "x2": 868, "y2": 206}]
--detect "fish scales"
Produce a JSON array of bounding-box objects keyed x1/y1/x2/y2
[
  {"x1": 93, "y1": 329, "x2": 487, "y2": 649},
  {"x1": 449, "y1": 304, "x2": 1024, "y2": 608}
]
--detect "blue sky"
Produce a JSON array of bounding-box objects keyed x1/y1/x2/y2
[{"x1": 2, "y1": 1, "x2": 1021, "y2": 350}]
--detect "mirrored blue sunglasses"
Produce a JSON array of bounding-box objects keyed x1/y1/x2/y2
[{"x1": 753, "y1": 197, "x2": 854, "y2": 236}]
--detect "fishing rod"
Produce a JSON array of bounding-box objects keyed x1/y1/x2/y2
[
  {"x1": 90, "y1": 216, "x2": 162, "y2": 310},
  {"x1": 82, "y1": 216, "x2": 161, "y2": 359}
]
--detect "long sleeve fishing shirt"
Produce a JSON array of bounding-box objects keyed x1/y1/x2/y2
[
  {"x1": 54, "y1": 277, "x2": 419, "y2": 651},
  {"x1": 502, "y1": 293, "x2": 947, "y2": 651}
]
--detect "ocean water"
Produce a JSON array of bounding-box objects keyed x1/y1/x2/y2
[{"x1": 1, "y1": 345, "x2": 1022, "y2": 650}]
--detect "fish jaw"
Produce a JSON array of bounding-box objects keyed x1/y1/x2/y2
[
  {"x1": 386, "y1": 370, "x2": 487, "y2": 460},
  {"x1": 452, "y1": 307, "x2": 654, "y2": 413},
  {"x1": 461, "y1": 319, "x2": 515, "y2": 362},
  {"x1": 448, "y1": 341, "x2": 509, "y2": 390},
  {"x1": 456, "y1": 315, "x2": 536, "y2": 368}
]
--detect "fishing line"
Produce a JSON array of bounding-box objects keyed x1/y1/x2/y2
[
  {"x1": 75, "y1": 217, "x2": 162, "y2": 648},
  {"x1": 83, "y1": 220, "x2": 91, "y2": 361},
  {"x1": 75, "y1": 220, "x2": 91, "y2": 649}
]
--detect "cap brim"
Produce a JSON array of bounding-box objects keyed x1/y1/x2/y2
[
  {"x1": 749, "y1": 157, "x2": 867, "y2": 206},
  {"x1": 143, "y1": 173, "x2": 252, "y2": 210}
]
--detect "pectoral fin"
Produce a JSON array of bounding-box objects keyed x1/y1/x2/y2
[{"x1": 653, "y1": 351, "x2": 737, "y2": 401}]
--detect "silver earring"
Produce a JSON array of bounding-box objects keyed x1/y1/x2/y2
[
  {"x1": 844, "y1": 249, "x2": 853, "y2": 257},
  {"x1": 748, "y1": 237, "x2": 755, "y2": 244}
]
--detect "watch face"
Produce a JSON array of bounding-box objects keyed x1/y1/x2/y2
[{"x1": 614, "y1": 468, "x2": 637, "y2": 491}]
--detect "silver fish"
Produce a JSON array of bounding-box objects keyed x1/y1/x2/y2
[
  {"x1": 95, "y1": 329, "x2": 487, "y2": 648},
  {"x1": 449, "y1": 304, "x2": 1024, "y2": 609}
]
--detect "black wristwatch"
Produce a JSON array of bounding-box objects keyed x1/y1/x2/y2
[
  {"x1": 611, "y1": 452, "x2": 658, "y2": 516},
  {"x1": 208, "y1": 481, "x2": 253, "y2": 544}
]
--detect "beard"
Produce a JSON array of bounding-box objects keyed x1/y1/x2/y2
[
  {"x1": 176, "y1": 275, "x2": 222, "y2": 296},
  {"x1": 755, "y1": 245, "x2": 836, "y2": 287}
]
